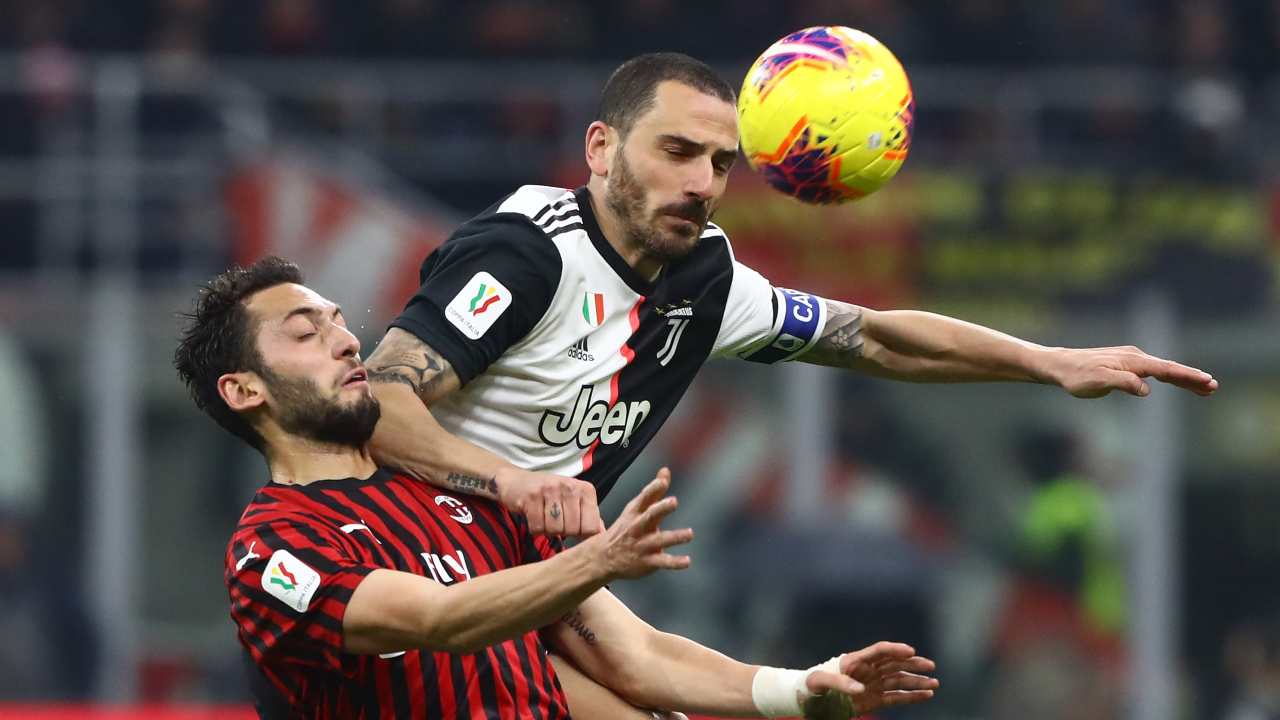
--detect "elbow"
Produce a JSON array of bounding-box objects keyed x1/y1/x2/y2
[{"x1": 607, "y1": 631, "x2": 674, "y2": 707}]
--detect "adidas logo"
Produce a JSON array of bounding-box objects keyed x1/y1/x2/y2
[{"x1": 567, "y1": 336, "x2": 595, "y2": 362}]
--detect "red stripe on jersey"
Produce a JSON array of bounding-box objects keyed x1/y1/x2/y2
[
  {"x1": 385, "y1": 481, "x2": 508, "y2": 573},
  {"x1": 522, "y1": 632, "x2": 552, "y2": 719},
  {"x1": 433, "y1": 650, "x2": 458, "y2": 718},
  {"x1": 499, "y1": 640, "x2": 532, "y2": 720},
  {"x1": 486, "y1": 646, "x2": 516, "y2": 711},
  {"x1": 582, "y1": 296, "x2": 644, "y2": 472},
  {"x1": 404, "y1": 651, "x2": 427, "y2": 711},
  {"x1": 462, "y1": 655, "x2": 486, "y2": 720}
]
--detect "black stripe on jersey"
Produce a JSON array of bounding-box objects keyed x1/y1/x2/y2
[
  {"x1": 285, "y1": 514, "x2": 366, "y2": 566},
  {"x1": 537, "y1": 208, "x2": 581, "y2": 233},
  {"x1": 488, "y1": 644, "x2": 521, "y2": 719},
  {"x1": 378, "y1": 484, "x2": 504, "y2": 573},
  {"x1": 416, "y1": 652, "x2": 446, "y2": 720},
  {"x1": 529, "y1": 634, "x2": 561, "y2": 720},
  {"x1": 510, "y1": 638, "x2": 547, "y2": 720},
  {"x1": 529, "y1": 196, "x2": 576, "y2": 226},
  {"x1": 472, "y1": 503, "x2": 522, "y2": 563},
  {"x1": 298, "y1": 490, "x2": 396, "y2": 563},
  {"x1": 577, "y1": 230, "x2": 735, "y2": 499},
  {"x1": 357, "y1": 661, "x2": 383, "y2": 720},
  {"x1": 471, "y1": 649, "x2": 503, "y2": 720},
  {"x1": 252, "y1": 525, "x2": 348, "y2": 636},
  {"x1": 449, "y1": 655, "x2": 474, "y2": 719},
  {"x1": 231, "y1": 591, "x2": 275, "y2": 660},
  {"x1": 546, "y1": 221, "x2": 585, "y2": 239},
  {"x1": 327, "y1": 488, "x2": 428, "y2": 575},
  {"x1": 387, "y1": 653, "x2": 413, "y2": 720}
]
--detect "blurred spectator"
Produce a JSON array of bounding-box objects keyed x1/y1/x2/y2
[
  {"x1": 0, "y1": 327, "x2": 53, "y2": 697},
  {"x1": 1223, "y1": 616, "x2": 1280, "y2": 720},
  {"x1": 471, "y1": 0, "x2": 593, "y2": 57},
  {"x1": 1014, "y1": 424, "x2": 1126, "y2": 636}
]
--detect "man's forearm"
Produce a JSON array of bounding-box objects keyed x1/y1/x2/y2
[
  {"x1": 620, "y1": 630, "x2": 761, "y2": 715},
  {"x1": 550, "y1": 593, "x2": 763, "y2": 716},
  {"x1": 805, "y1": 301, "x2": 1059, "y2": 385},
  {"x1": 347, "y1": 542, "x2": 607, "y2": 655},
  {"x1": 368, "y1": 381, "x2": 508, "y2": 499}
]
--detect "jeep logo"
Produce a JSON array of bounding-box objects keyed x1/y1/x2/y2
[{"x1": 538, "y1": 384, "x2": 650, "y2": 449}]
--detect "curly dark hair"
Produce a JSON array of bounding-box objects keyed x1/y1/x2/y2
[
  {"x1": 173, "y1": 256, "x2": 304, "y2": 450},
  {"x1": 597, "y1": 52, "x2": 736, "y2": 139}
]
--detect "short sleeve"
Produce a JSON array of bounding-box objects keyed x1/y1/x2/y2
[
  {"x1": 225, "y1": 519, "x2": 378, "y2": 674},
  {"x1": 711, "y1": 260, "x2": 828, "y2": 363},
  {"x1": 389, "y1": 215, "x2": 562, "y2": 385}
]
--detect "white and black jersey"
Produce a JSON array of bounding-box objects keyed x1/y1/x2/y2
[{"x1": 390, "y1": 185, "x2": 827, "y2": 499}]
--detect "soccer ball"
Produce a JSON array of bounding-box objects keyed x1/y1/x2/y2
[{"x1": 737, "y1": 26, "x2": 914, "y2": 204}]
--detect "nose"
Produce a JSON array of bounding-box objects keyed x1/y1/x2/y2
[
  {"x1": 684, "y1": 158, "x2": 716, "y2": 201},
  {"x1": 333, "y1": 323, "x2": 361, "y2": 360}
]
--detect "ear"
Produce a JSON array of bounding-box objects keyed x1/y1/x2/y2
[
  {"x1": 217, "y1": 371, "x2": 268, "y2": 413},
  {"x1": 584, "y1": 121, "x2": 615, "y2": 178}
]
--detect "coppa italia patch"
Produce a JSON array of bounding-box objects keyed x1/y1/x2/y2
[
  {"x1": 446, "y1": 272, "x2": 512, "y2": 339},
  {"x1": 262, "y1": 548, "x2": 321, "y2": 613}
]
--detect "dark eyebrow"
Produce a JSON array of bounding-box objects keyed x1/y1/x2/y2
[
  {"x1": 283, "y1": 305, "x2": 343, "y2": 324},
  {"x1": 658, "y1": 134, "x2": 737, "y2": 166}
]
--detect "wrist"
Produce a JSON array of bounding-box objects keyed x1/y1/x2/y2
[
  {"x1": 751, "y1": 666, "x2": 807, "y2": 717},
  {"x1": 491, "y1": 465, "x2": 524, "y2": 503},
  {"x1": 751, "y1": 656, "x2": 845, "y2": 718},
  {"x1": 566, "y1": 534, "x2": 616, "y2": 585},
  {"x1": 1024, "y1": 344, "x2": 1064, "y2": 387}
]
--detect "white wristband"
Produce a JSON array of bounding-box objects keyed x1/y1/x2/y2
[
  {"x1": 751, "y1": 666, "x2": 807, "y2": 717},
  {"x1": 751, "y1": 656, "x2": 846, "y2": 718}
]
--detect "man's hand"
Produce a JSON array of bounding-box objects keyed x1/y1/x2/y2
[
  {"x1": 495, "y1": 466, "x2": 604, "y2": 537},
  {"x1": 1043, "y1": 345, "x2": 1218, "y2": 398},
  {"x1": 801, "y1": 642, "x2": 938, "y2": 718},
  {"x1": 585, "y1": 468, "x2": 693, "y2": 581}
]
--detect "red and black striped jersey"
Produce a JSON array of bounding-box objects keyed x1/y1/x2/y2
[{"x1": 224, "y1": 468, "x2": 570, "y2": 719}]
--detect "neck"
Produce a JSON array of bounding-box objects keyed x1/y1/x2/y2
[
  {"x1": 264, "y1": 435, "x2": 377, "y2": 486},
  {"x1": 585, "y1": 179, "x2": 664, "y2": 281}
]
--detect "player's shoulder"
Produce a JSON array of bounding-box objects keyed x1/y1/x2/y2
[
  {"x1": 493, "y1": 184, "x2": 578, "y2": 225},
  {"x1": 433, "y1": 185, "x2": 571, "y2": 267},
  {"x1": 231, "y1": 491, "x2": 339, "y2": 544},
  {"x1": 456, "y1": 185, "x2": 577, "y2": 240}
]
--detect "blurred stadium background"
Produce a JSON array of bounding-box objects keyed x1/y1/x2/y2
[{"x1": 0, "y1": 0, "x2": 1278, "y2": 718}]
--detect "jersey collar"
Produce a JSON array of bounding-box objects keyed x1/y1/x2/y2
[
  {"x1": 265, "y1": 467, "x2": 394, "y2": 493},
  {"x1": 574, "y1": 186, "x2": 656, "y2": 296}
]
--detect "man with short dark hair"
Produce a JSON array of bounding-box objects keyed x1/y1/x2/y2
[{"x1": 175, "y1": 257, "x2": 939, "y2": 718}]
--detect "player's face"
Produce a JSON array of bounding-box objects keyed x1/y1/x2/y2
[
  {"x1": 607, "y1": 81, "x2": 738, "y2": 262},
  {"x1": 246, "y1": 283, "x2": 380, "y2": 447}
]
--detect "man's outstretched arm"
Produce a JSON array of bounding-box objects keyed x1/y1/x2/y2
[
  {"x1": 543, "y1": 589, "x2": 938, "y2": 718},
  {"x1": 799, "y1": 299, "x2": 1218, "y2": 398},
  {"x1": 365, "y1": 328, "x2": 603, "y2": 535}
]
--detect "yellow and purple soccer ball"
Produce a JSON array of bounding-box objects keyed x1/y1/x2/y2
[{"x1": 738, "y1": 26, "x2": 915, "y2": 204}]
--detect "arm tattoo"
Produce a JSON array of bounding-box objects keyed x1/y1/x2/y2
[
  {"x1": 445, "y1": 472, "x2": 499, "y2": 496},
  {"x1": 366, "y1": 331, "x2": 454, "y2": 401},
  {"x1": 805, "y1": 300, "x2": 865, "y2": 367},
  {"x1": 560, "y1": 610, "x2": 598, "y2": 645}
]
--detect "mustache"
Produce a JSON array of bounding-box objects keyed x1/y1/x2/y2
[{"x1": 657, "y1": 200, "x2": 709, "y2": 225}]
